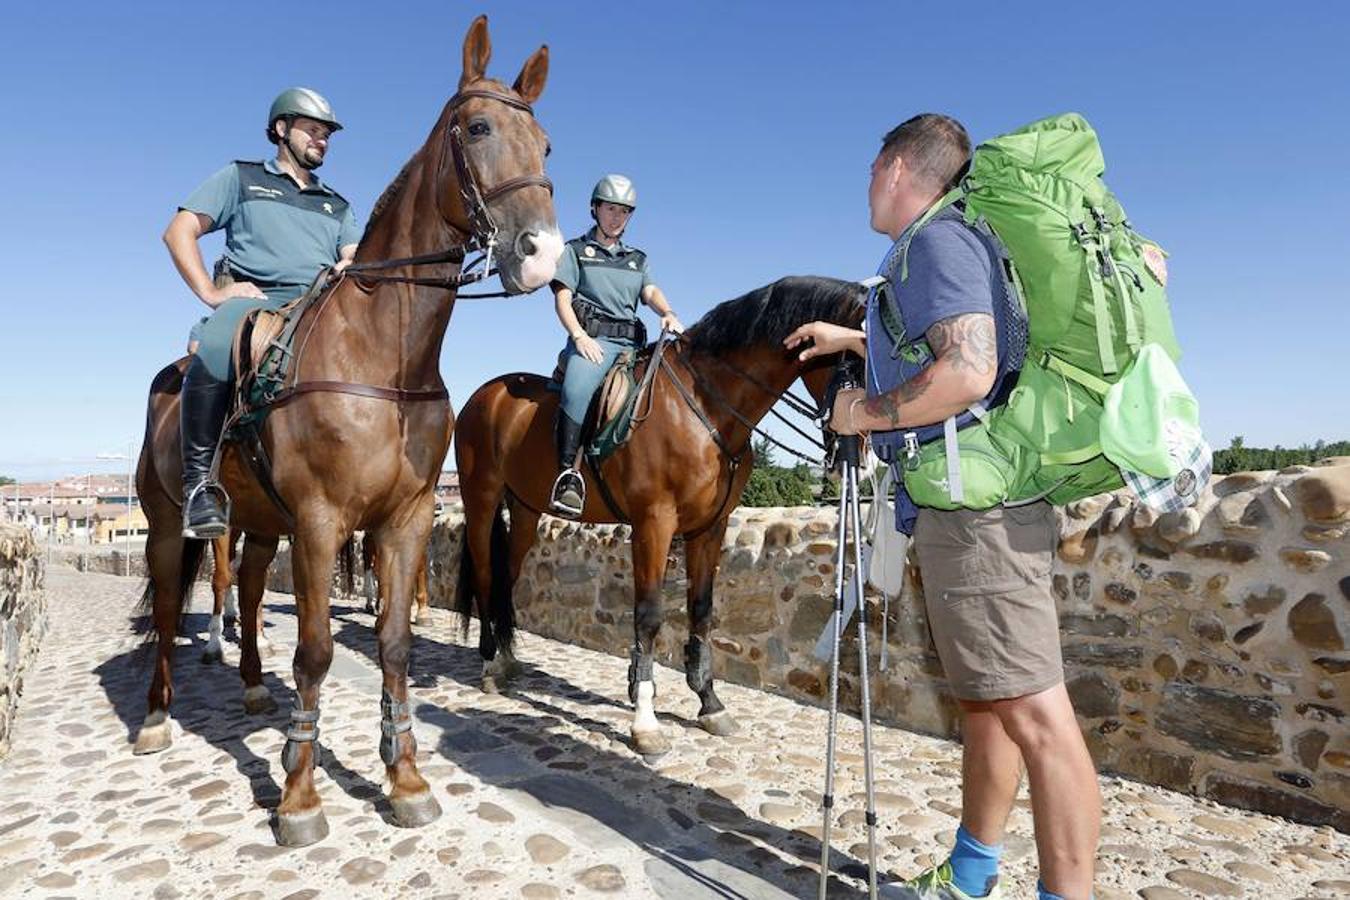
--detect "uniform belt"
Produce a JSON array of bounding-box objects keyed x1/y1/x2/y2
[{"x1": 573, "y1": 300, "x2": 646, "y2": 344}]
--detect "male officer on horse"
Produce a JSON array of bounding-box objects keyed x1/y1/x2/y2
[
  {"x1": 163, "y1": 88, "x2": 360, "y2": 538},
  {"x1": 547, "y1": 174, "x2": 683, "y2": 517}
]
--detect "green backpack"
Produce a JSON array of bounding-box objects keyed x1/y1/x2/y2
[{"x1": 891, "y1": 112, "x2": 1183, "y2": 509}]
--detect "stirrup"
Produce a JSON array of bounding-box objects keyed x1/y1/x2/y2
[
  {"x1": 549, "y1": 469, "x2": 585, "y2": 518},
  {"x1": 182, "y1": 480, "x2": 232, "y2": 539}
]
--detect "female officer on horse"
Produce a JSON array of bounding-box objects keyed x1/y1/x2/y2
[{"x1": 548, "y1": 174, "x2": 682, "y2": 517}]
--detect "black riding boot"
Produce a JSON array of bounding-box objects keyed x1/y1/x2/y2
[
  {"x1": 180, "y1": 356, "x2": 232, "y2": 539},
  {"x1": 549, "y1": 413, "x2": 586, "y2": 518}
]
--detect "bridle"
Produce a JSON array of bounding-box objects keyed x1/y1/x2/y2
[{"x1": 342, "y1": 86, "x2": 554, "y2": 296}]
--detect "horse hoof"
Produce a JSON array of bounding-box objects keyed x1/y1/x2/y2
[
  {"x1": 698, "y1": 711, "x2": 740, "y2": 737},
  {"x1": 632, "y1": 729, "x2": 671, "y2": 759},
  {"x1": 274, "y1": 808, "x2": 329, "y2": 847},
  {"x1": 481, "y1": 675, "x2": 501, "y2": 695},
  {"x1": 258, "y1": 639, "x2": 283, "y2": 658},
  {"x1": 223, "y1": 613, "x2": 238, "y2": 628},
  {"x1": 242, "y1": 686, "x2": 277, "y2": 715},
  {"x1": 390, "y1": 790, "x2": 442, "y2": 828},
  {"x1": 132, "y1": 714, "x2": 173, "y2": 755},
  {"x1": 200, "y1": 648, "x2": 224, "y2": 665},
  {"x1": 413, "y1": 610, "x2": 431, "y2": 627}
]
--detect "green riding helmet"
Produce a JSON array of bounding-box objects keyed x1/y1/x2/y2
[
  {"x1": 591, "y1": 174, "x2": 637, "y2": 209},
  {"x1": 266, "y1": 87, "x2": 342, "y2": 143}
]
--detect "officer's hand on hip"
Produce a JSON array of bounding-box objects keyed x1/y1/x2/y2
[
  {"x1": 203, "y1": 282, "x2": 266, "y2": 308},
  {"x1": 659, "y1": 312, "x2": 685, "y2": 335},
  {"x1": 574, "y1": 333, "x2": 604, "y2": 365},
  {"x1": 830, "y1": 388, "x2": 867, "y2": 436}
]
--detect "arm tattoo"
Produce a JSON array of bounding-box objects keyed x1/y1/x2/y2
[
  {"x1": 927, "y1": 313, "x2": 996, "y2": 376},
  {"x1": 857, "y1": 313, "x2": 992, "y2": 429},
  {"x1": 861, "y1": 366, "x2": 936, "y2": 428}
]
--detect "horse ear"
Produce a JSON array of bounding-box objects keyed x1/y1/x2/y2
[
  {"x1": 512, "y1": 45, "x2": 549, "y2": 104},
  {"x1": 460, "y1": 14, "x2": 492, "y2": 89}
]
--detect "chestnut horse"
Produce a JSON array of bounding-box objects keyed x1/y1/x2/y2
[
  {"x1": 132, "y1": 15, "x2": 560, "y2": 846},
  {"x1": 454, "y1": 276, "x2": 864, "y2": 755}
]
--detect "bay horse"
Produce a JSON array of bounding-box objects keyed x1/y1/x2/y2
[
  {"x1": 454, "y1": 276, "x2": 864, "y2": 756},
  {"x1": 132, "y1": 15, "x2": 560, "y2": 846}
]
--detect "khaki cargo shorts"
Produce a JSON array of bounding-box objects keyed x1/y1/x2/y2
[{"x1": 913, "y1": 502, "x2": 1063, "y2": 702}]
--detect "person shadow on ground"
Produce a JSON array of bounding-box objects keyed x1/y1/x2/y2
[{"x1": 328, "y1": 609, "x2": 883, "y2": 898}]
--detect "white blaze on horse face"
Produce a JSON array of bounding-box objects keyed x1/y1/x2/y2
[
  {"x1": 632, "y1": 680, "x2": 660, "y2": 735},
  {"x1": 515, "y1": 226, "x2": 563, "y2": 291}
]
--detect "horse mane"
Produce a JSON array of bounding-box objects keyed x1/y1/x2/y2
[
  {"x1": 361, "y1": 157, "x2": 417, "y2": 243},
  {"x1": 685, "y1": 276, "x2": 865, "y2": 355}
]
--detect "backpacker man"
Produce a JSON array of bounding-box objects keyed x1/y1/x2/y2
[
  {"x1": 547, "y1": 174, "x2": 683, "y2": 518},
  {"x1": 786, "y1": 113, "x2": 1099, "y2": 900},
  {"x1": 164, "y1": 87, "x2": 360, "y2": 539}
]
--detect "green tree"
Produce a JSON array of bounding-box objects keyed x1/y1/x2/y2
[{"x1": 0, "y1": 475, "x2": 14, "y2": 486}]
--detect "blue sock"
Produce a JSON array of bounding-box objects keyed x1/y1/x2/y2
[
  {"x1": 1037, "y1": 881, "x2": 1090, "y2": 900},
  {"x1": 949, "y1": 824, "x2": 1001, "y2": 898}
]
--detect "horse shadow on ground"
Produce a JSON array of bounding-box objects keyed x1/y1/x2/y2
[
  {"x1": 328, "y1": 609, "x2": 884, "y2": 898},
  {"x1": 93, "y1": 601, "x2": 402, "y2": 832}
]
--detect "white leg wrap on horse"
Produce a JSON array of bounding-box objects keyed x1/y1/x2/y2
[
  {"x1": 224, "y1": 587, "x2": 239, "y2": 620},
  {"x1": 205, "y1": 614, "x2": 224, "y2": 657},
  {"x1": 363, "y1": 570, "x2": 376, "y2": 606},
  {"x1": 633, "y1": 680, "x2": 660, "y2": 734}
]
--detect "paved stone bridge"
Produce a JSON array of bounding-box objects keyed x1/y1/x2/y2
[{"x1": 1, "y1": 567, "x2": 1347, "y2": 899}]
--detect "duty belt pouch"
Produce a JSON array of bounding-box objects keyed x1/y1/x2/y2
[{"x1": 212, "y1": 257, "x2": 236, "y2": 291}]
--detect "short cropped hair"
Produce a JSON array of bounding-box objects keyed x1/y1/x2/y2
[{"x1": 880, "y1": 114, "x2": 971, "y2": 192}]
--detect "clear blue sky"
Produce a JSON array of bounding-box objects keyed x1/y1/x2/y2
[{"x1": 1, "y1": 2, "x2": 1345, "y2": 480}]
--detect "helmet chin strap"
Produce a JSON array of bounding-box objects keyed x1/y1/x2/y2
[{"x1": 283, "y1": 124, "x2": 323, "y2": 171}]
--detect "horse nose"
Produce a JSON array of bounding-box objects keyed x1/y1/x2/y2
[
  {"x1": 511, "y1": 227, "x2": 563, "y2": 292},
  {"x1": 515, "y1": 231, "x2": 537, "y2": 259}
]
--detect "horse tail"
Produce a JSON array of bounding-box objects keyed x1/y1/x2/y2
[
  {"x1": 133, "y1": 538, "x2": 207, "y2": 644},
  {"x1": 454, "y1": 522, "x2": 477, "y2": 637},
  {"x1": 454, "y1": 500, "x2": 515, "y2": 653},
  {"x1": 338, "y1": 537, "x2": 357, "y2": 599}
]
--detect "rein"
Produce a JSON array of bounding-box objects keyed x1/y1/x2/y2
[{"x1": 662, "y1": 344, "x2": 825, "y2": 467}]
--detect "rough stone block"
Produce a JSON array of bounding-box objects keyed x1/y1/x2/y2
[
  {"x1": 1296, "y1": 466, "x2": 1350, "y2": 523},
  {"x1": 1184, "y1": 540, "x2": 1259, "y2": 564},
  {"x1": 1288, "y1": 593, "x2": 1344, "y2": 651},
  {"x1": 1156, "y1": 684, "x2": 1281, "y2": 761},
  {"x1": 1203, "y1": 772, "x2": 1350, "y2": 831}
]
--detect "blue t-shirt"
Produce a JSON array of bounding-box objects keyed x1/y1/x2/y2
[
  {"x1": 865, "y1": 206, "x2": 1006, "y2": 402},
  {"x1": 865, "y1": 205, "x2": 1022, "y2": 532}
]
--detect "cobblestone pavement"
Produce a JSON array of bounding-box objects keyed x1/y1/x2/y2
[{"x1": 1, "y1": 566, "x2": 1347, "y2": 899}]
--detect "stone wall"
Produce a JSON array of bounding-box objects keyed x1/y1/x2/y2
[
  {"x1": 0, "y1": 525, "x2": 47, "y2": 759},
  {"x1": 424, "y1": 462, "x2": 1350, "y2": 829}
]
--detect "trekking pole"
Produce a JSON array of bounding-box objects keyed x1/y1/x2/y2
[
  {"x1": 845, "y1": 442, "x2": 880, "y2": 900},
  {"x1": 816, "y1": 359, "x2": 879, "y2": 900},
  {"x1": 817, "y1": 445, "x2": 850, "y2": 900}
]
